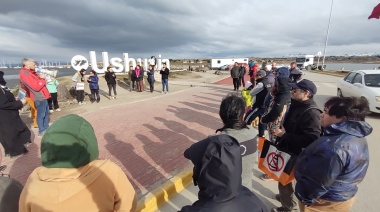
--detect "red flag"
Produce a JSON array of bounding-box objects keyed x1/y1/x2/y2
[{"x1": 369, "y1": 3, "x2": 380, "y2": 19}]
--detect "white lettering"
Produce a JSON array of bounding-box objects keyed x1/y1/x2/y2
[{"x1": 71, "y1": 51, "x2": 170, "y2": 73}]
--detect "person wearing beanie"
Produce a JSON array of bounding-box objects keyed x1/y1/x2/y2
[
  {"x1": 0, "y1": 71, "x2": 30, "y2": 157},
  {"x1": 19, "y1": 114, "x2": 137, "y2": 212}
]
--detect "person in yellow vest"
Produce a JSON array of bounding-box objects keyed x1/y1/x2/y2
[{"x1": 241, "y1": 81, "x2": 254, "y2": 114}]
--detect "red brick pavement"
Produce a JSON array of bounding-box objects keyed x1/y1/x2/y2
[
  {"x1": 213, "y1": 74, "x2": 251, "y2": 86},
  {"x1": 2, "y1": 84, "x2": 235, "y2": 198}
]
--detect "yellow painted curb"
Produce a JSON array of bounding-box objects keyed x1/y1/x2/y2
[{"x1": 136, "y1": 167, "x2": 193, "y2": 212}]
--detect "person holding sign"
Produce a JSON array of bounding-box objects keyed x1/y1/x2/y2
[
  {"x1": 0, "y1": 71, "x2": 30, "y2": 157},
  {"x1": 72, "y1": 69, "x2": 86, "y2": 105}
]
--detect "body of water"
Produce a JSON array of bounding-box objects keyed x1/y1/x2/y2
[{"x1": 2, "y1": 68, "x2": 82, "y2": 89}]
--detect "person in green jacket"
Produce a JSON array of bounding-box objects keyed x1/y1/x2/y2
[
  {"x1": 241, "y1": 81, "x2": 254, "y2": 113},
  {"x1": 46, "y1": 76, "x2": 60, "y2": 113}
]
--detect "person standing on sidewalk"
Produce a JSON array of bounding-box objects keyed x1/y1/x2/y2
[
  {"x1": 244, "y1": 70, "x2": 270, "y2": 138},
  {"x1": 230, "y1": 62, "x2": 240, "y2": 91},
  {"x1": 105, "y1": 66, "x2": 117, "y2": 99},
  {"x1": 128, "y1": 65, "x2": 136, "y2": 91},
  {"x1": 160, "y1": 62, "x2": 169, "y2": 94},
  {"x1": 135, "y1": 65, "x2": 144, "y2": 92},
  {"x1": 72, "y1": 69, "x2": 87, "y2": 105},
  {"x1": 295, "y1": 97, "x2": 372, "y2": 212},
  {"x1": 147, "y1": 65, "x2": 155, "y2": 93},
  {"x1": 87, "y1": 70, "x2": 100, "y2": 103},
  {"x1": 239, "y1": 64, "x2": 246, "y2": 88},
  {"x1": 19, "y1": 58, "x2": 51, "y2": 137},
  {"x1": 0, "y1": 71, "x2": 30, "y2": 157},
  {"x1": 46, "y1": 76, "x2": 61, "y2": 113},
  {"x1": 180, "y1": 134, "x2": 268, "y2": 212},
  {"x1": 270, "y1": 79, "x2": 322, "y2": 212}
]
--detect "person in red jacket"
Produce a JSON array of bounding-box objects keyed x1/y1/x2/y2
[{"x1": 19, "y1": 58, "x2": 51, "y2": 137}]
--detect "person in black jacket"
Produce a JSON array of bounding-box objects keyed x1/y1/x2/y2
[
  {"x1": 160, "y1": 62, "x2": 169, "y2": 94},
  {"x1": 147, "y1": 65, "x2": 155, "y2": 93},
  {"x1": 239, "y1": 64, "x2": 246, "y2": 88},
  {"x1": 129, "y1": 65, "x2": 136, "y2": 91},
  {"x1": 270, "y1": 79, "x2": 322, "y2": 212},
  {"x1": 244, "y1": 70, "x2": 271, "y2": 137},
  {"x1": 105, "y1": 66, "x2": 117, "y2": 99},
  {"x1": 180, "y1": 134, "x2": 268, "y2": 212},
  {"x1": 0, "y1": 71, "x2": 30, "y2": 157}
]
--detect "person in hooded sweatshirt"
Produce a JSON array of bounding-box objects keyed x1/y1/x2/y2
[
  {"x1": 180, "y1": 134, "x2": 268, "y2": 212},
  {"x1": 295, "y1": 96, "x2": 372, "y2": 212},
  {"x1": 259, "y1": 67, "x2": 292, "y2": 181},
  {"x1": 19, "y1": 114, "x2": 137, "y2": 212}
]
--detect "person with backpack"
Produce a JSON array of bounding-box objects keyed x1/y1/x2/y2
[
  {"x1": 244, "y1": 70, "x2": 271, "y2": 138},
  {"x1": 270, "y1": 79, "x2": 322, "y2": 212},
  {"x1": 105, "y1": 66, "x2": 117, "y2": 99}
]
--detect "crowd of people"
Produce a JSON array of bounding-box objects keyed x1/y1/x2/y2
[{"x1": 0, "y1": 58, "x2": 373, "y2": 211}]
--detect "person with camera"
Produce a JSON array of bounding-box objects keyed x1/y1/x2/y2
[{"x1": 19, "y1": 58, "x2": 51, "y2": 137}]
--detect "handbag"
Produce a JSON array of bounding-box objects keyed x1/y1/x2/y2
[
  {"x1": 258, "y1": 139, "x2": 297, "y2": 186},
  {"x1": 75, "y1": 82, "x2": 85, "y2": 91}
]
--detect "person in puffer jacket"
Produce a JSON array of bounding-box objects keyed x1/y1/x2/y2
[
  {"x1": 261, "y1": 67, "x2": 291, "y2": 142},
  {"x1": 87, "y1": 70, "x2": 100, "y2": 103},
  {"x1": 295, "y1": 96, "x2": 372, "y2": 212}
]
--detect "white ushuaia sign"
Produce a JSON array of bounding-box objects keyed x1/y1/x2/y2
[{"x1": 70, "y1": 51, "x2": 170, "y2": 74}]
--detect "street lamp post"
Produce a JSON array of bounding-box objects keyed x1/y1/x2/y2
[{"x1": 322, "y1": 0, "x2": 334, "y2": 70}]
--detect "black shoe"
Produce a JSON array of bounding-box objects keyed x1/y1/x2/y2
[
  {"x1": 275, "y1": 194, "x2": 281, "y2": 202},
  {"x1": 96, "y1": 99, "x2": 100, "y2": 103}
]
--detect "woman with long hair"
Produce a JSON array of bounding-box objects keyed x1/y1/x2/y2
[{"x1": 216, "y1": 94, "x2": 257, "y2": 188}]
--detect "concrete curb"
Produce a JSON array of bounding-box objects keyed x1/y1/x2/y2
[{"x1": 136, "y1": 166, "x2": 193, "y2": 212}]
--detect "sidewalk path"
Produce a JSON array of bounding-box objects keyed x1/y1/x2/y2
[{"x1": 2, "y1": 82, "x2": 234, "y2": 199}]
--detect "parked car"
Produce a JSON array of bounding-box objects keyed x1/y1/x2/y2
[
  {"x1": 218, "y1": 64, "x2": 231, "y2": 70},
  {"x1": 337, "y1": 70, "x2": 380, "y2": 113}
]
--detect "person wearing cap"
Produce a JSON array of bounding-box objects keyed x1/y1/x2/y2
[
  {"x1": 244, "y1": 69, "x2": 271, "y2": 138},
  {"x1": 289, "y1": 68, "x2": 303, "y2": 83},
  {"x1": 0, "y1": 71, "x2": 30, "y2": 157},
  {"x1": 241, "y1": 81, "x2": 254, "y2": 113},
  {"x1": 160, "y1": 62, "x2": 170, "y2": 94},
  {"x1": 180, "y1": 134, "x2": 268, "y2": 212},
  {"x1": 19, "y1": 114, "x2": 137, "y2": 212},
  {"x1": 270, "y1": 79, "x2": 322, "y2": 212}
]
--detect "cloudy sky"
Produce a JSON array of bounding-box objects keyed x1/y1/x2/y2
[{"x1": 1, "y1": 0, "x2": 380, "y2": 62}]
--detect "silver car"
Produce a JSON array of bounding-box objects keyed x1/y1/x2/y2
[{"x1": 337, "y1": 70, "x2": 380, "y2": 113}]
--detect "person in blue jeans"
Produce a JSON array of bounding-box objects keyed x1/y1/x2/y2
[
  {"x1": 160, "y1": 62, "x2": 169, "y2": 94},
  {"x1": 87, "y1": 70, "x2": 100, "y2": 103}
]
